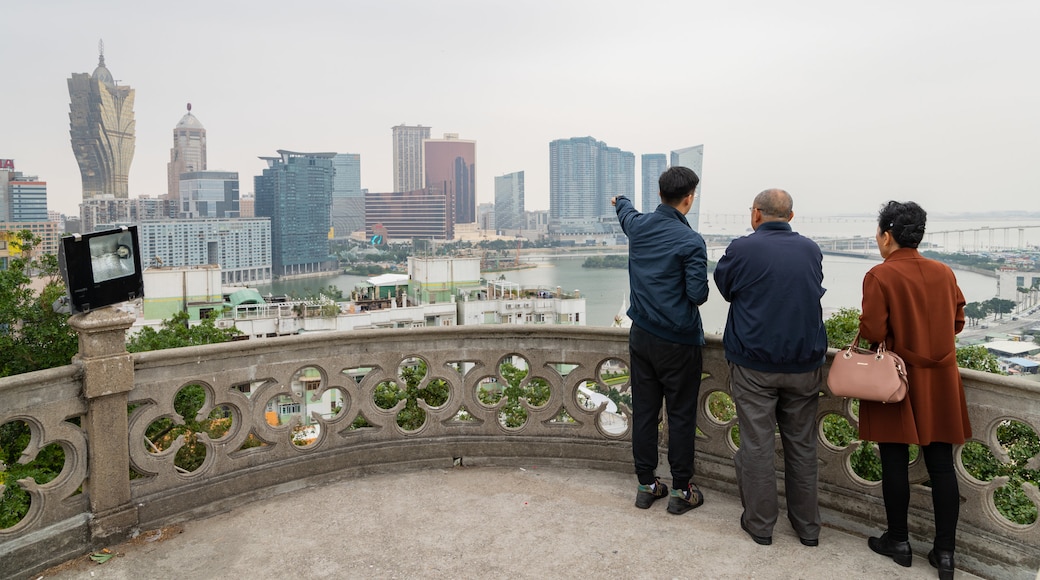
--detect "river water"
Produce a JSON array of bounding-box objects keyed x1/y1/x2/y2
[
  {"x1": 257, "y1": 217, "x2": 1038, "y2": 329},
  {"x1": 256, "y1": 253, "x2": 1000, "y2": 331}
]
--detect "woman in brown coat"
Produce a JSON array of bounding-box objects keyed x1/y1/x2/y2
[{"x1": 858, "y1": 201, "x2": 970, "y2": 580}]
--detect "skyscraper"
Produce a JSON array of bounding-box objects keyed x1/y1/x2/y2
[
  {"x1": 670, "y1": 145, "x2": 704, "y2": 230},
  {"x1": 494, "y1": 171, "x2": 525, "y2": 231},
  {"x1": 641, "y1": 154, "x2": 668, "y2": 214},
  {"x1": 549, "y1": 136, "x2": 633, "y2": 231},
  {"x1": 68, "y1": 42, "x2": 135, "y2": 200},
  {"x1": 392, "y1": 124, "x2": 429, "y2": 193},
  {"x1": 331, "y1": 153, "x2": 363, "y2": 237},
  {"x1": 168, "y1": 103, "x2": 207, "y2": 200},
  {"x1": 424, "y1": 133, "x2": 476, "y2": 229},
  {"x1": 255, "y1": 151, "x2": 336, "y2": 277}
]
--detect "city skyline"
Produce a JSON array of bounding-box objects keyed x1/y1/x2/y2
[{"x1": 3, "y1": 1, "x2": 1037, "y2": 220}]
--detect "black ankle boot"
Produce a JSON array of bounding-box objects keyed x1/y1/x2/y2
[
  {"x1": 868, "y1": 532, "x2": 912, "y2": 567},
  {"x1": 929, "y1": 549, "x2": 955, "y2": 580}
]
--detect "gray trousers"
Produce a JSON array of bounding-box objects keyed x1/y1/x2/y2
[{"x1": 730, "y1": 363, "x2": 822, "y2": 540}]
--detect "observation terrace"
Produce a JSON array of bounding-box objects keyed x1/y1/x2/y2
[{"x1": 1, "y1": 309, "x2": 1038, "y2": 579}]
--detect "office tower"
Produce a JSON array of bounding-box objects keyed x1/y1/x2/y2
[
  {"x1": 549, "y1": 136, "x2": 634, "y2": 231},
  {"x1": 494, "y1": 171, "x2": 525, "y2": 231},
  {"x1": 641, "y1": 154, "x2": 667, "y2": 214},
  {"x1": 424, "y1": 133, "x2": 476, "y2": 230},
  {"x1": 178, "y1": 171, "x2": 239, "y2": 218},
  {"x1": 255, "y1": 150, "x2": 336, "y2": 277},
  {"x1": 331, "y1": 153, "x2": 363, "y2": 237},
  {"x1": 168, "y1": 103, "x2": 207, "y2": 199},
  {"x1": 68, "y1": 42, "x2": 135, "y2": 200},
  {"x1": 670, "y1": 145, "x2": 704, "y2": 230},
  {"x1": 392, "y1": 124, "x2": 430, "y2": 193},
  {"x1": 364, "y1": 189, "x2": 449, "y2": 240},
  {"x1": 136, "y1": 218, "x2": 272, "y2": 285}
]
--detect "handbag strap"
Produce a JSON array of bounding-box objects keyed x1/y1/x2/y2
[{"x1": 846, "y1": 331, "x2": 889, "y2": 357}]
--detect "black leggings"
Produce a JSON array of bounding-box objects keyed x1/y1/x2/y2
[{"x1": 879, "y1": 442, "x2": 960, "y2": 551}]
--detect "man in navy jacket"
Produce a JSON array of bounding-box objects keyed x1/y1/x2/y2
[
  {"x1": 612, "y1": 166, "x2": 708, "y2": 515},
  {"x1": 713, "y1": 188, "x2": 827, "y2": 547}
]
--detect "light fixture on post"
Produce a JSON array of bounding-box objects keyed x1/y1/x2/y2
[{"x1": 56, "y1": 226, "x2": 144, "y2": 314}]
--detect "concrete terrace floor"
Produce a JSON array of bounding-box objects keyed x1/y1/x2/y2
[{"x1": 40, "y1": 465, "x2": 987, "y2": 580}]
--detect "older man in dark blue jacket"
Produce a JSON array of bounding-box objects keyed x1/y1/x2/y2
[
  {"x1": 612, "y1": 166, "x2": 708, "y2": 515},
  {"x1": 713, "y1": 188, "x2": 828, "y2": 547}
]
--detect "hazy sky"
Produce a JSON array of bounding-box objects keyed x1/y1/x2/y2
[{"x1": 4, "y1": 0, "x2": 1038, "y2": 219}]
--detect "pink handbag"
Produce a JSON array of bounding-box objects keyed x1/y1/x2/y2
[{"x1": 827, "y1": 332, "x2": 908, "y2": 403}]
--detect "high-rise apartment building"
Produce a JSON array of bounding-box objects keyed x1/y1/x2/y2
[
  {"x1": 424, "y1": 133, "x2": 476, "y2": 229},
  {"x1": 68, "y1": 43, "x2": 135, "y2": 200},
  {"x1": 549, "y1": 137, "x2": 633, "y2": 234},
  {"x1": 79, "y1": 196, "x2": 177, "y2": 233},
  {"x1": 494, "y1": 171, "x2": 525, "y2": 232},
  {"x1": 0, "y1": 161, "x2": 54, "y2": 254},
  {"x1": 641, "y1": 154, "x2": 668, "y2": 214},
  {"x1": 1, "y1": 163, "x2": 48, "y2": 223},
  {"x1": 254, "y1": 150, "x2": 336, "y2": 277},
  {"x1": 331, "y1": 153, "x2": 363, "y2": 237},
  {"x1": 364, "y1": 189, "x2": 449, "y2": 241},
  {"x1": 178, "y1": 171, "x2": 239, "y2": 218},
  {"x1": 392, "y1": 124, "x2": 429, "y2": 193},
  {"x1": 168, "y1": 104, "x2": 207, "y2": 200},
  {"x1": 137, "y1": 218, "x2": 272, "y2": 285},
  {"x1": 670, "y1": 145, "x2": 704, "y2": 231}
]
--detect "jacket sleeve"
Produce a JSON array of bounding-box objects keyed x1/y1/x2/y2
[
  {"x1": 713, "y1": 246, "x2": 735, "y2": 302},
  {"x1": 614, "y1": 196, "x2": 637, "y2": 233},
  {"x1": 685, "y1": 237, "x2": 710, "y2": 306},
  {"x1": 859, "y1": 271, "x2": 889, "y2": 344}
]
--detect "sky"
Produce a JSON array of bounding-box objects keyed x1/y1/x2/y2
[{"x1": 3, "y1": 0, "x2": 1038, "y2": 219}]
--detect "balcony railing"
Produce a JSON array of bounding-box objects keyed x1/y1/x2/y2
[{"x1": 1, "y1": 307, "x2": 1038, "y2": 579}]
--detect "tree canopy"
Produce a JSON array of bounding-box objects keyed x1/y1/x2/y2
[
  {"x1": 0, "y1": 231, "x2": 77, "y2": 378},
  {"x1": 126, "y1": 310, "x2": 241, "y2": 353}
]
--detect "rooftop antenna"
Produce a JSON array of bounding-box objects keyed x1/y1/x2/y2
[{"x1": 98, "y1": 39, "x2": 105, "y2": 66}]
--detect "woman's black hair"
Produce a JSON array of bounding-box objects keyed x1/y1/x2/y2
[{"x1": 878, "y1": 200, "x2": 927, "y2": 248}]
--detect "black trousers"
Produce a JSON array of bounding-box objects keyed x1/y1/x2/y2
[
  {"x1": 879, "y1": 442, "x2": 960, "y2": 551},
  {"x1": 629, "y1": 324, "x2": 703, "y2": 491}
]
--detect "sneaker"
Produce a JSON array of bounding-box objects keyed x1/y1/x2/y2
[
  {"x1": 635, "y1": 478, "x2": 668, "y2": 509},
  {"x1": 667, "y1": 482, "x2": 705, "y2": 515}
]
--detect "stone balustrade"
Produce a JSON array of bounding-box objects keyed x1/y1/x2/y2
[{"x1": 1, "y1": 313, "x2": 1038, "y2": 579}]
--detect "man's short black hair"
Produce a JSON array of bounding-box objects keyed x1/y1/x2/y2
[{"x1": 659, "y1": 166, "x2": 700, "y2": 203}]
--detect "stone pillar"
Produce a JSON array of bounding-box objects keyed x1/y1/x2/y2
[{"x1": 69, "y1": 306, "x2": 138, "y2": 540}]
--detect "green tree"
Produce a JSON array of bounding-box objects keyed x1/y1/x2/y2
[
  {"x1": 0, "y1": 231, "x2": 78, "y2": 377},
  {"x1": 126, "y1": 310, "x2": 241, "y2": 353},
  {"x1": 824, "y1": 307, "x2": 863, "y2": 349},
  {"x1": 956, "y1": 345, "x2": 1002, "y2": 374},
  {"x1": 963, "y1": 302, "x2": 989, "y2": 327},
  {"x1": 985, "y1": 298, "x2": 1016, "y2": 320}
]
